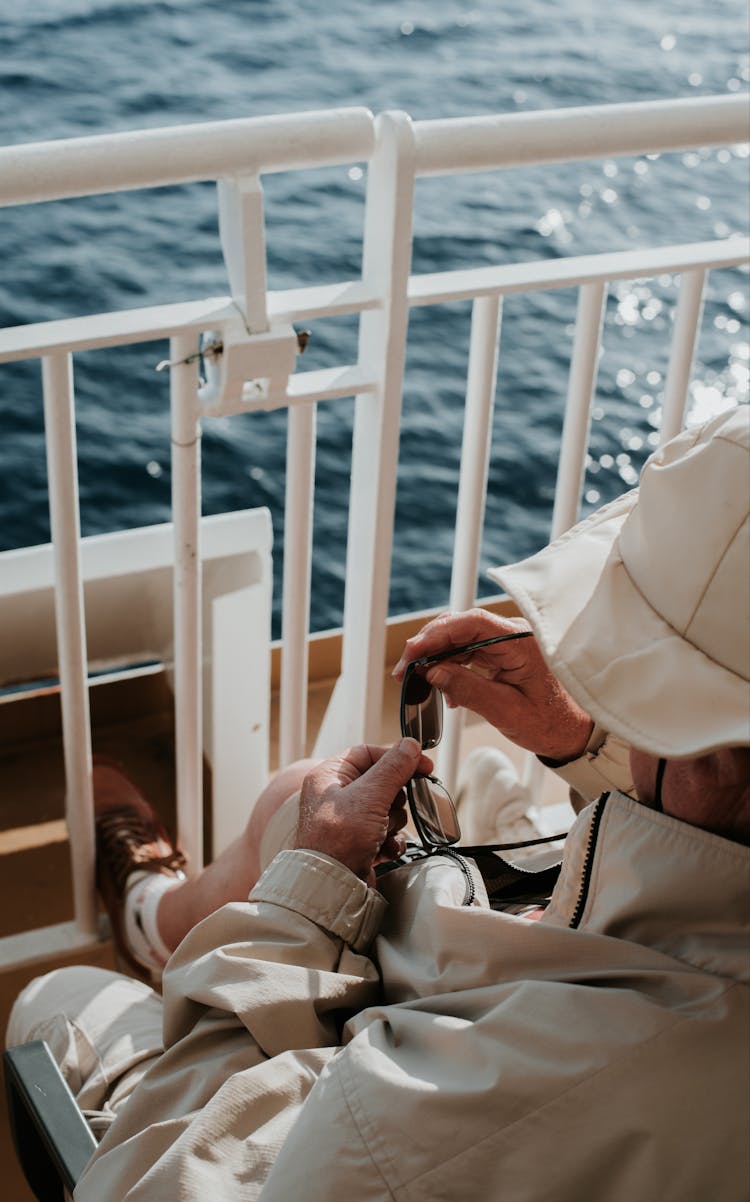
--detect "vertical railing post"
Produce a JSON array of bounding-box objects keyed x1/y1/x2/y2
[
  {"x1": 439, "y1": 294, "x2": 503, "y2": 791},
  {"x1": 524, "y1": 281, "x2": 605, "y2": 794},
  {"x1": 41, "y1": 353, "x2": 98, "y2": 938},
  {"x1": 170, "y1": 334, "x2": 204, "y2": 870},
  {"x1": 314, "y1": 110, "x2": 416, "y2": 755},
  {"x1": 280, "y1": 402, "x2": 317, "y2": 766},
  {"x1": 217, "y1": 173, "x2": 269, "y2": 334},
  {"x1": 550, "y1": 282, "x2": 607, "y2": 540},
  {"x1": 661, "y1": 268, "x2": 706, "y2": 443}
]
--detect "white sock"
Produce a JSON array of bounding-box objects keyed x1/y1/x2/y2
[{"x1": 123, "y1": 872, "x2": 183, "y2": 972}]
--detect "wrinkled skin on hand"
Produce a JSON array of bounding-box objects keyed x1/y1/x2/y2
[
  {"x1": 393, "y1": 608, "x2": 594, "y2": 764},
  {"x1": 294, "y1": 739, "x2": 433, "y2": 886}
]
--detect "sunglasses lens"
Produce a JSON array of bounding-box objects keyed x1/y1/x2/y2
[
  {"x1": 402, "y1": 671, "x2": 443, "y2": 750},
  {"x1": 410, "y1": 776, "x2": 460, "y2": 845}
]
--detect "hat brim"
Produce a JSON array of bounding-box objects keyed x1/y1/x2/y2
[{"x1": 488, "y1": 492, "x2": 750, "y2": 758}]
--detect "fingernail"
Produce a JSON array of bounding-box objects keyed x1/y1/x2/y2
[{"x1": 399, "y1": 736, "x2": 420, "y2": 755}]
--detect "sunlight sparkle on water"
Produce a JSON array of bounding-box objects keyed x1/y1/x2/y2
[
  {"x1": 688, "y1": 384, "x2": 735, "y2": 424},
  {"x1": 616, "y1": 295, "x2": 640, "y2": 326},
  {"x1": 536, "y1": 208, "x2": 573, "y2": 242}
]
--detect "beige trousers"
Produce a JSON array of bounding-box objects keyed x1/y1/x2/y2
[{"x1": 6, "y1": 790, "x2": 304, "y2": 1139}]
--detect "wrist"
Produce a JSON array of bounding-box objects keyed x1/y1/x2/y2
[
  {"x1": 539, "y1": 716, "x2": 596, "y2": 767},
  {"x1": 293, "y1": 828, "x2": 371, "y2": 881}
]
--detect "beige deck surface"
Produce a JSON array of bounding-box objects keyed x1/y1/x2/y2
[{"x1": 0, "y1": 616, "x2": 569, "y2": 1201}]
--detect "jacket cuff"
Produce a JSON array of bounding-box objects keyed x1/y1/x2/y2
[
  {"x1": 542, "y1": 728, "x2": 634, "y2": 804},
  {"x1": 249, "y1": 849, "x2": 386, "y2": 952}
]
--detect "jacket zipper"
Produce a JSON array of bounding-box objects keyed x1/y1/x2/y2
[
  {"x1": 433, "y1": 847, "x2": 476, "y2": 906},
  {"x1": 569, "y1": 792, "x2": 609, "y2": 929}
]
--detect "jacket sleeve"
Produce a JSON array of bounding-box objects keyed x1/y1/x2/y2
[
  {"x1": 542, "y1": 727, "x2": 634, "y2": 804},
  {"x1": 74, "y1": 850, "x2": 386, "y2": 1202}
]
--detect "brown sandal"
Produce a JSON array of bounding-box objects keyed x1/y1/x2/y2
[{"x1": 92, "y1": 756, "x2": 187, "y2": 981}]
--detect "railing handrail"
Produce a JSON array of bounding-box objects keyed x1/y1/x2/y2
[
  {"x1": 413, "y1": 93, "x2": 750, "y2": 175},
  {"x1": 0, "y1": 107, "x2": 376, "y2": 207},
  {"x1": 0, "y1": 236, "x2": 747, "y2": 365},
  {"x1": 0, "y1": 94, "x2": 747, "y2": 209}
]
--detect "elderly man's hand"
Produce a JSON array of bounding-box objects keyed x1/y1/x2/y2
[
  {"x1": 294, "y1": 740, "x2": 432, "y2": 886},
  {"x1": 393, "y1": 609, "x2": 593, "y2": 763}
]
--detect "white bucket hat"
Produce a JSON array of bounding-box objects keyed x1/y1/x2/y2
[{"x1": 488, "y1": 407, "x2": 750, "y2": 759}]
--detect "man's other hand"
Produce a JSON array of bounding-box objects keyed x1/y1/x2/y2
[{"x1": 393, "y1": 608, "x2": 593, "y2": 763}]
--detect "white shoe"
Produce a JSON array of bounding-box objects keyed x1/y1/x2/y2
[{"x1": 456, "y1": 747, "x2": 547, "y2": 858}]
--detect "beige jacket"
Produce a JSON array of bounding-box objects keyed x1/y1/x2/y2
[{"x1": 76, "y1": 790, "x2": 750, "y2": 1202}]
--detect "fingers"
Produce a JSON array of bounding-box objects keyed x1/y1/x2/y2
[
  {"x1": 386, "y1": 791, "x2": 408, "y2": 836},
  {"x1": 392, "y1": 608, "x2": 526, "y2": 678},
  {"x1": 377, "y1": 832, "x2": 408, "y2": 863},
  {"x1": 425, "y1": 660, "x2": 514, "y2": 722},
  {"x1": 339, "y1": 740, "x2": 432, "y2": 778},
  {"x1": 362, "y1": 737, "x2": 425, "y2": 795},
  {"x1": 296, "y1": 740, "x2": 421, "y2": 882}
]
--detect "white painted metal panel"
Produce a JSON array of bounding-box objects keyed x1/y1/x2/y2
[{"x1": 0, "y1": 506, "x2": 273, "y2": 876}]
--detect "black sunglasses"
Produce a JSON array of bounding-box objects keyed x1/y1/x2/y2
[{"x1": 399, "y1": 631, "x2": 533, "y2": 848}]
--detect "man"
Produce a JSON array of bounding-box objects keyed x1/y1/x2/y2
[{"x1": 7, "y1": 407, "x2": 750, "y2": 1201}]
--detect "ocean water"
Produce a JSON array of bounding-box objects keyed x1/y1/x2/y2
[{"x1": 0, "y1": 0, "x2": 748, "y2": 633}]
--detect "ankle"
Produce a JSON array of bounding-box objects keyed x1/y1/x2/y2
[
  {"x1": 123, "y1": 872, "x2": 185, "y2": 972},
  {"x1": 154, "y1": 876, "x2": 195, "y2": 952}
]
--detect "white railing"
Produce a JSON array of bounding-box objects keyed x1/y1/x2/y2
[{"x1": 0, "y1": 94, "x2": 747, "y2": 967}]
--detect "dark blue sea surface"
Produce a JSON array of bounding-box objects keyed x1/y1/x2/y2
[{"x1": 1, "y1": 0, "x2": 748, "y2": 633}]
